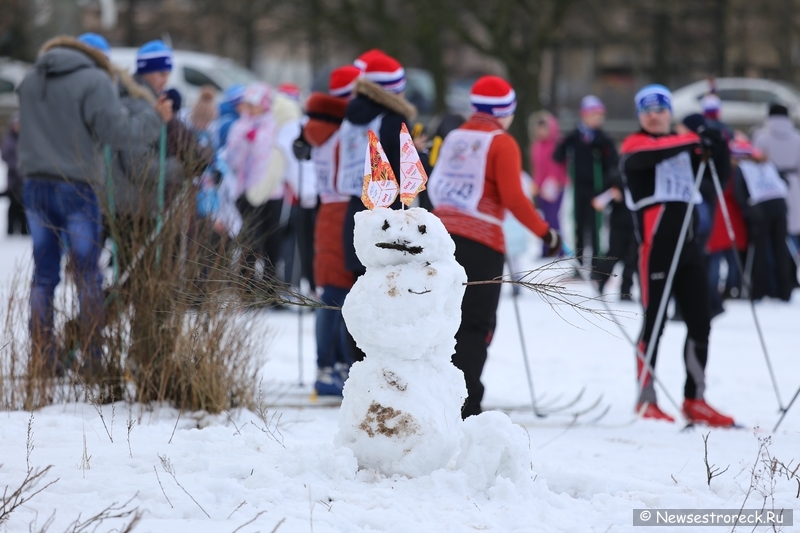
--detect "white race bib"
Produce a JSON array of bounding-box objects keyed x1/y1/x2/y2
[
  {"x1": 428, "y1": 129, "x2": 502, "y2": 223},
  {"x1": 739, "y1": 160, "x2": 788, "y2": 205},
  {"x1": 313, "y1": 130, "x2": 348, "y2": 204},
  {"x1": 653, "y1": 151, "x2": 702, "y2": 204},
  {"x1": 337, "y1": 115, "x2": 384, "y2": 196}
]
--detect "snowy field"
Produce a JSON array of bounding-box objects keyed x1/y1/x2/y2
[{"x1": 1, "y1": 222, "x2": 799, "y2": 532}]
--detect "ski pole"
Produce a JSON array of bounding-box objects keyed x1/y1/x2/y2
[
  {"x1": 708, "y1": 158, "x2": 784, "y2": 412},
  {"x1": 506, "y1": 255, "x2": 544, "y2": 418},
  {"x1": 562, "y1": 243, "x2": 685, "y2": 419},
  {"x1": 156, "y1": 124, "x2": 167, "y2": 267},
  {"x1": 773, "y1": 384, "x2": 800, "y2": 432},
  {"x1": 636, "y1": 157, "x2": 707, "y2": 404},
  {"x1": 296, "y1": 157, "x2": 305, "y2": 387}
]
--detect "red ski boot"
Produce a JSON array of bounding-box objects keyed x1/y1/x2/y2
[
  {"x1": 636, "y1": 402, "x2": 675, "y2": 422},
  {"x1": 682, "y1": 399, "x2": 735, "y2": 427}
]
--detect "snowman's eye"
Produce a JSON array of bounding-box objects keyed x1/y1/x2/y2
[
  {"x1": 418, "y1": 225, "x2": 426, "y2": 234},
  {"x1": 382, "y1": 220, "x2": 390, "y2": 231}
]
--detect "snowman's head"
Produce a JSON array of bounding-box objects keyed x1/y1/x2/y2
[{"x1": 353, "y1": 207, "x2": 456, "y2": 268}]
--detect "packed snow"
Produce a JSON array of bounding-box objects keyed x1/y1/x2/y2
[
  {"x1": 1, "y1": 205, "x2": 799, "y2": 532},
  {"x1": 337, "y1": 208, "x2": 525, "y2": 482}
]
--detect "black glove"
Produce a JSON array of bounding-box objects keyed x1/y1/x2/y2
[
  {"x1": 697, "y1": 125, "x2": 723, "y2": 148},
  {"x1": 292, "y1": 133, "x2": 312, "y2": 161},
  {"x1": 542, "y1": 228, "x2": 562, "y2": 257}
]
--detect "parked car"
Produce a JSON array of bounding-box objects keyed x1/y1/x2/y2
[
  {"x1": 109, "y1": 48, "x2": 259, "y2": 107},
  {"x1": 672, "y1": 78, "x2": 800, "y2": 128},
  {"x1": 0, "y1": 58, "x2": 29, "y2": 130}
]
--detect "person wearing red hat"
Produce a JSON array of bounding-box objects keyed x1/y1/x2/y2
[
  {"x1": 428, "y1": 75, "x2": 561, "y2": 418},
  {"x1": 353, "y1": 49, "x2": 387, "y2": 71},
  {"x1": 278, "y1": 82, "x2": 302, "y2": 101},
  {"x1": 337, "y1": 52, "x2": 421, "y2": 276},
  {"x1": 294, "y1": 65, "x2": 362, "y2": 395}
]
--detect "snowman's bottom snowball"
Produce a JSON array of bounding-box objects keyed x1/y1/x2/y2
[
  {"x1": 456, "y1": 411, "x2": 534, "y2": 490},
  {"x1": 334, "y1": 357, "x2": 466, "y2": 478}
]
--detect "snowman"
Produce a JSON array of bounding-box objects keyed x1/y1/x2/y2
[
  {"x1": 334, "y1": 206, "x2": 468, "y2": 477},
  {"x1": 335, "y1": 128, "x2": 532, "y2": 484}
]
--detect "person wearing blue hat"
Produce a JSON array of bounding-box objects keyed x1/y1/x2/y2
[
  {"x1": 136, "y1": 40, "x2": 173, "y2": 96},
  {"x1": 618, "y1": 84, "x2": 735, "y2": 427},
  {"x1": 77, "y1": 33, "x2": 111, "y2": 57},
  {"x1": 16, "y1": 34, "x2": 165, "y2": 378},
  {"x1": 213, "y1": 84, "x2": 245, "y2": 151}
]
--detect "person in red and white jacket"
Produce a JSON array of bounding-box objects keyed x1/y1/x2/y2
[
  {"x1": 297, "y1": 65, "x2": 362, "y2": 396},
  {"x1": 620, "y1": 84, "x2": 735, "y2": 427},
  {"x1": 429, "y1": 75, "x2": 561, "y2": 418}
]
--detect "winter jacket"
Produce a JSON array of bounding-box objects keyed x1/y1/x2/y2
[
  {"x1": 706, "y1": 177, "x2": 747, "y2": 254},
  {"x1": 1, "y1": 127, "x2": 22, "y2": 195},
  {"x1": 752, "y1": 116, "x2": 800, "y2": 235},
  {"x1": 531, "y1": 114, "x2": 568, "y2": 192},
  {"x1": 100, "y1": 68, "x2": 182, "y2": 218},
  {"x1": 341, "y1": 78, "x2": 417, "y2": 274},
  {"x1": 17, "y1": 36, "x2": 160, "y2": 186},
  {"x1": 553, "y1": 125, "x2": 619, "y2": 196},
  {"x1": 432, "y1": 113, "x2": 550, "y2": 254},
  {"x1": 619, "y1": 130, "x2": 729, "y2": 246},
  {"x1": 303, "y1": 92, "x2": 353, "y2": 290}
]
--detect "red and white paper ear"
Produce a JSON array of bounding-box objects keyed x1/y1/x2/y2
[
  {"x1": 361, "y1": 129, "x2": 399, "y2": 210},
  {"x1": 399, "y1": 123, "x2": 428, "y2": 207}
]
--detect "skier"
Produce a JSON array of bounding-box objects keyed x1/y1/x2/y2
[
  {"x1": 619, "y1": 84, "x2": 735, "y2": 426},
  {"x1": 732, "y1": 138, "x2": 793, "y2": 301},
  {"x1": 592, "y1": 166, "x2": 638, "y2": 301},
  {"x1": 429, "y1": 75, "x2": 561, "y2": 418},
  {"x1": 296, "y1": 65, "x2": 362, "y2": 395},
  {"x1": 337, "y1": 51, "x2": 418, "y2": 277},
  {"x1": 553, "y1": 95, "x2": 618, "y2": 277},
  {"x1": 752, "y1": 104, "x2": 800, "y2": 289}
]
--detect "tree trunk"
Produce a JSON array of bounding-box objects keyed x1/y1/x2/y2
[
  {"x1": 506, "y1": 55, "x2": 542, "y2": 173},
  {"x1": 125, "y1": 0, "x2": 138, "y2": 47},
  {"x1": 652, "y1": 6, "x2": 670, "y2": 84},
  {"x1": 713, "y1": 0, "x2": 728, "y2": 76}
]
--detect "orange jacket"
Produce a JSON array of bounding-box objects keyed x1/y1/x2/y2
[{"x1": 434, "y1": 113, "x2": 550, "y2": 253}]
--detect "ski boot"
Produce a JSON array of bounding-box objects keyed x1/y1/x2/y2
[
  {"x1": 682, "y1": 399, "x2": 735, "y2": 427},
  {"x1": 636, "y1": 402, "x2": 675, "y2": 422},
  {"x1": 315, "y1": 367, "x2": 344, "y2": 397}
]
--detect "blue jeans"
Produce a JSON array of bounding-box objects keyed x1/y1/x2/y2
[
  {"x1": 24, "y1": 179, "x2": 104, "y2": 369},
  {"x1": 315, "y1": 286, "x2": 351, "y2": 369}
]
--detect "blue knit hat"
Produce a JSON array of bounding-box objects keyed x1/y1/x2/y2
[
  {"x1": 222, "y1": 84, "x2": 245, "y2": 107},
  {"x1": 136, "y1": 40, "x2": 173, "y2": 74},
  {"x1": 635, "y1": 84, "x2": 672, "y2": 114},
  {"x1": 78, "y1": 33, "x2": 110, "y2": 58}
]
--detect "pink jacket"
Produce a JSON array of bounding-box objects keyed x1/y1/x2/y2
[{"x1": 530, "y1": 114, "x2": 568, "y2": 189}]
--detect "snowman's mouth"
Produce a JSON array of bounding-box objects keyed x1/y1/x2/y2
[{"x1": 375, "y1": 241, "x2": 423, "y2": 255}]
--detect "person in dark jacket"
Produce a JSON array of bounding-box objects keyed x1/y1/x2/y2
[
  {"x1": 17, "y1": 34, "x2": 168, "y2": 376},
  {"x1": 337, "y1": 51, "x2": 418, "y2": 276},
  {"x1": 554, "y1": 96, "x2": 619, "y2": 277},
  {"x1": 731, "y1": 139, "x2": 793, "y2": 301},
  {"x1": 1, "y1": 113, "x2": 27, "y2": 234},
  {"x1": 593, "y1": 172, "x2": 638, "y2": 300},
  {"x1": 619, "y1": 84, "x2": 734, "y2": 427}
]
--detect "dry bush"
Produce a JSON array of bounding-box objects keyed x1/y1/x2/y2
[{"x1": 1, "y1": 142, "x2": 266, "y2": 413}]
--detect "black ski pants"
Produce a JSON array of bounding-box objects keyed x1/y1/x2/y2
[
  {"x1": 638, "y1": 236, "x2": 710, "y2": 403},
  {"x1": 451, "y1": 235, "x2": 504, "y2": 418}
]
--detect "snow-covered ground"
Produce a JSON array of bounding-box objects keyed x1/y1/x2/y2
[{"x1": 1, "y1": 229, "x2": 799, "y2": 532}]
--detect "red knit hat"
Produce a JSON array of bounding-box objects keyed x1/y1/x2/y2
[
  {"x1": 362, "y1": 53, "x2": 406, "y2": 94},
  {"x1": 354, "y1": 49, "x2": 387, "y2": 70},
  {"x1": 470, "y1": 76, "x2": 517, "y2": 117},
  {"x1": 278, "y1": 82, "x2": 301, "y2": 101},
  {"x1": 329, "y1": 65, "x2": 361, "y2": 98}
]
